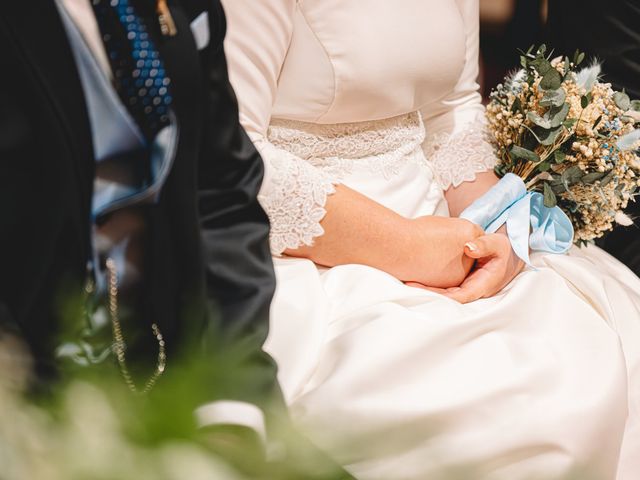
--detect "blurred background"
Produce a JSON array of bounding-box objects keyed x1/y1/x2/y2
[{"x1": 480, "y1": 0, "x2": 548, "y2": 98}]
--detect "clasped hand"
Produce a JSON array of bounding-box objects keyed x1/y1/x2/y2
[{"x1": 405, "y1": 217, "x2": 525, "y2": 304}]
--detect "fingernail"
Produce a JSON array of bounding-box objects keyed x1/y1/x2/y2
[{"x1": 465, "y1": 242, "x2": 478, "y2": 252}]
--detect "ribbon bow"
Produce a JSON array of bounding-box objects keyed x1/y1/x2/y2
[{"x1": 460, "y1": 173, "x2": 574, "y2": 265}]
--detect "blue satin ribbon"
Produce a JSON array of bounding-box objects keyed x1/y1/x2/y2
[{"x1": 459, "y1": 173, "x2": 574, "y2": 265}]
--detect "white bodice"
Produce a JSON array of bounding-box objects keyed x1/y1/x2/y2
[{"x1": 222, "y1": 0, "x2": 497, "y2": 254}]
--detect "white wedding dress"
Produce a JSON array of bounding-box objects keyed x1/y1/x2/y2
[{"x1": 220, "y1": 1, "x2": 640, "y2": 478}]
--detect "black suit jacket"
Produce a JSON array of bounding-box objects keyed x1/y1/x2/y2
[
  {"x1": 547, "y1": 0, "x2": 640, "y2": 275},
  {"x1": 0, "y1": 0, "x2": 278, "y2": 410}
]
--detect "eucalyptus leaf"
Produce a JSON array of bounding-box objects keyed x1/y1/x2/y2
[
  {"x1": 539, "y1": 161, "x2": 551, "y2": 172},
  {"x1": 537, "y1": 126, "x2": 563, "y2": 146},
  {"x1": 576, "y1": 52, "x2": 585, "y2": 65},
  {"x1": 631, "y1": 100, "x2": 640, "y2": 112},
  {"x1": 540, "y1": 69, "x2": 562, "y2": 90},
  {"x1": 510, "y1": 145, "x2": 540, "y2": 163},
  {"x1": 543, "y1": 182, "x2": 557, "y2": 208},
  {"x1": 581, "y1": 171, "x2": 606, "y2": 184},
  {"x1": 540, "y1": 88, "x2": 566, "y2": 107},
  {"x1": 549, "y1": 103, "x2": 570, "y2": 128},
  {"x1": 531, "y1": 57, "x2": 553, "y2": 76},
  {"x1": 528, "y1": 111, "x2": 552, "y2": 129},
  {"x1": 562, "y1": 165, "x2": 584, "y2": 185},
  {"x1": 511, "y1": 97, "x2": 522, "y2": 113},
  {"x1": 563, "y1": 118, "x2": 578, "y2": 129},
  {"x1": 614, "y1": 91, "x2": 631, "y2": 111},
  {"x1": 601, "y1": 170, "x2": 616, "y2": 187},
  {"x1": 554, "y1": 150, "x2": 566, "y2": 163},
  {"x1": 581, "y1": 93, "x2": 592, "y2": 109}
]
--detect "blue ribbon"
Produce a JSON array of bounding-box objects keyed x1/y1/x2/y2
[{"x1": 459, "y1": 173, "x2": 574, "y2": 265}]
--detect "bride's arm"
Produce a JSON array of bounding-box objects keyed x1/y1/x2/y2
[{"x1": 221, "y1": 0, "x2": 481, "y2": 288}]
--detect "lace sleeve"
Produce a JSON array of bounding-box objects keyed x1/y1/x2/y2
[
  {"x1": 222, "y1": 0, "x2": 340, "y2": 255},
  {"x1": 423, "y1": 126, "x2": 497, "y2": 189},
  {"x1": 257, "y1": 143, "x2": 338, "y2": 255}
]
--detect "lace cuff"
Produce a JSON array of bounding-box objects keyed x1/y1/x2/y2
[
  {"x1": 258, "y1": 148, "x2": 338, "y2": 255},
  {"x1": 423, "y1": 126, "x2": 497, "y2": 190}
]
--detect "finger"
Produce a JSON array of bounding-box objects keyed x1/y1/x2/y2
[
  {"x1": 440, "y1": 270, "x2": 491, "y2": 303},
  {"x1": 464, "y1": 234, "x2": 505, "y2": 260}
]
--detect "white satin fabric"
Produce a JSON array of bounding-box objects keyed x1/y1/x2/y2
[{"x1": 221, "y1": 1, "x2": 640, "y2": 478}]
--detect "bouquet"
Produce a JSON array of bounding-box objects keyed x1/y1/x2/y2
[{"x1": 461, "y1": 45, "x2": 640, "y2": 263}]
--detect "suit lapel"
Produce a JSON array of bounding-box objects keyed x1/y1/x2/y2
[{"x1": 3, "y1": 0, "x2": 95, "y2": 208}]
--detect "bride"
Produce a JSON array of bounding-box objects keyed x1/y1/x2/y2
[{"x1": 220, "y1": 1, "x2": 640, "y2": 478}]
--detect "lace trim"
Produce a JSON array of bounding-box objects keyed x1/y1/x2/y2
[
  {"x1": 259, "y1": 149, "x2": 337, "y2": 255},
  {"x1": 262, "y1": 112, "x2": 426, "y2": 255},
  {"x1": 268, "y1": 112, "x2": 426, "y2": 181},
  {"x1": 423, "y1": 126, "x2": 497, "y2": 189}
]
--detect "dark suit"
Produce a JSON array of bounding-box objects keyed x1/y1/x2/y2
[
  {"x1": 0, "y1": 0, "x2": 278, "y2": 410},
  {"x1": 547, "y1": 0, "x2": 640, "y2": 275}
]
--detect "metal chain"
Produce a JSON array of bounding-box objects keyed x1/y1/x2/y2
[{"x1": 105, "y1": 258, "x2": 166, "y2": 394}]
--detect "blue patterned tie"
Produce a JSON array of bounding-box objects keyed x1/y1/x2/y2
[{"x1": 91, "y1": 0, "x2": 173, "y2": 143}]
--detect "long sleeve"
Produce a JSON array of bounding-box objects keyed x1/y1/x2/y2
[
  {"x1": 221, "y1": 0, "x2": 337, "y2": 255},
  {"x1": 420, "y1": 0, "x2": 497, "y2": 190}
]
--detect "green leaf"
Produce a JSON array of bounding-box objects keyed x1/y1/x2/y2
[
  {"x1": 511, "y1": 97, "x2": 522, "y2": 113},
  {"x1": 543, "y1": 182, "x2": 557, "y2": 208},
  {"x1": 510, "y1": 145, "x2": 540, "y2": 163},
  {"x1": 527, "y1": 111, "x2": 552, "y2": 129},
  {"x1": 563, "y1": 118, "x2": 578, "y2": 129},
  {"x1": 562, "y1": 165, "x2": 584, "y2": 184},
  {"x1": 573, "y1": 51, "x2": 586, "y2": 65},
  {"x1": 540, "y1": 69, "x2": 562, "y2": 90},
  {"x1": 614, "y1": 91, "x2": 631, "y2": 111},
  {"x1": 549, "y1": 103, "x2": 570, "y2": 128},
  {"x1": 554, "y1": 150, "x2": 567, "y2": 163},
  {"x1": 539, "y1": 161, "x2": 551, "y2": 172},
  {"x1": 593, "y1": 115, "x2": 603, "y2": 129},
  {"x1": 601, "y1": 170, "x2": 616, "y2": 187},
  {"x1": 538, "y1": 126, "x2": 563, "y2": 146},
  {"x1": 581, "y1": 93, "x2": 592, "y2": 109},
  {"x1": 540, "y1": 88, "x2": 566, "y2": 107},
  {"x1": 581, "y1": 171, "x2": 607, "y2": 184},
  {"x1": 631, "y1": 100, "x2": 640, "y2": 112},
  {"x1": 531, "y1": 57, "x2": 553, "y2": 76}
]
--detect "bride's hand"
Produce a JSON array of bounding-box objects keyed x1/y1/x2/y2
[
  {"x1": 417, "y1": 230, "x2": 525, "y2": 303},
  {"x1": 399, "y1": 216, "x2": 484, "y2": 288}
]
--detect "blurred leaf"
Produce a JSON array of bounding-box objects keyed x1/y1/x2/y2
[
  {"x1": 537, "y1": 126, "x2": 563, "y2": 146},
  {"x1": 601, "y1": 170, "x2": 616, "y2": 187},
  {"x1": 631, "y1": 100, "x2": 640, "y2": 112},
  {"x1": 554, "y1": 150, "x2": 567, "y2": 163},
  {"x1": 563, "y1": 118, "x2": 578, "y2": 129},
  {"x1": 614, "y1": 91, "x2": 631, "y2": 111},
  {"x1": 543, "y1": 182, "x2": 557, "y2": 208},
  {"x1": 528, "y1": 111, "x2": 552, "y2": 129},
  {"x1": 540, "y1": 69, "x2": 562, "y2": 90},
  {"x1": 510, "y1": 145, "x2": 540, "y2": 162},
  {"x1": 511, "y1": 97, "x2": 522, "y2": 113},
  {"x1": 562, "y1": 165, "x2": 584, "y2": 183},
  {"x1": 540, "y1": 89, "x2": 566, "y2": 107},
  {"x1": 581, "y1": 171, "x2": 607, "y2": 184},
  {"x1": 549, "y1": 103, "x2": 570, "y2": 127}
]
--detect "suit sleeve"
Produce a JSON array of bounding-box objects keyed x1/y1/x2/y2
[{"x1": 194, "y1": 1, "x2": 282, "y2": 420}]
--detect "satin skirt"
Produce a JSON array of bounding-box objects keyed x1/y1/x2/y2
[{"x1": 264, "y1": 116, "x2": 640, "y2": 480}]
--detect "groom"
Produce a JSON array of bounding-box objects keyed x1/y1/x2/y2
[{"x1": 0, "y1": 0, "x2": 278, "y2": 439}]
